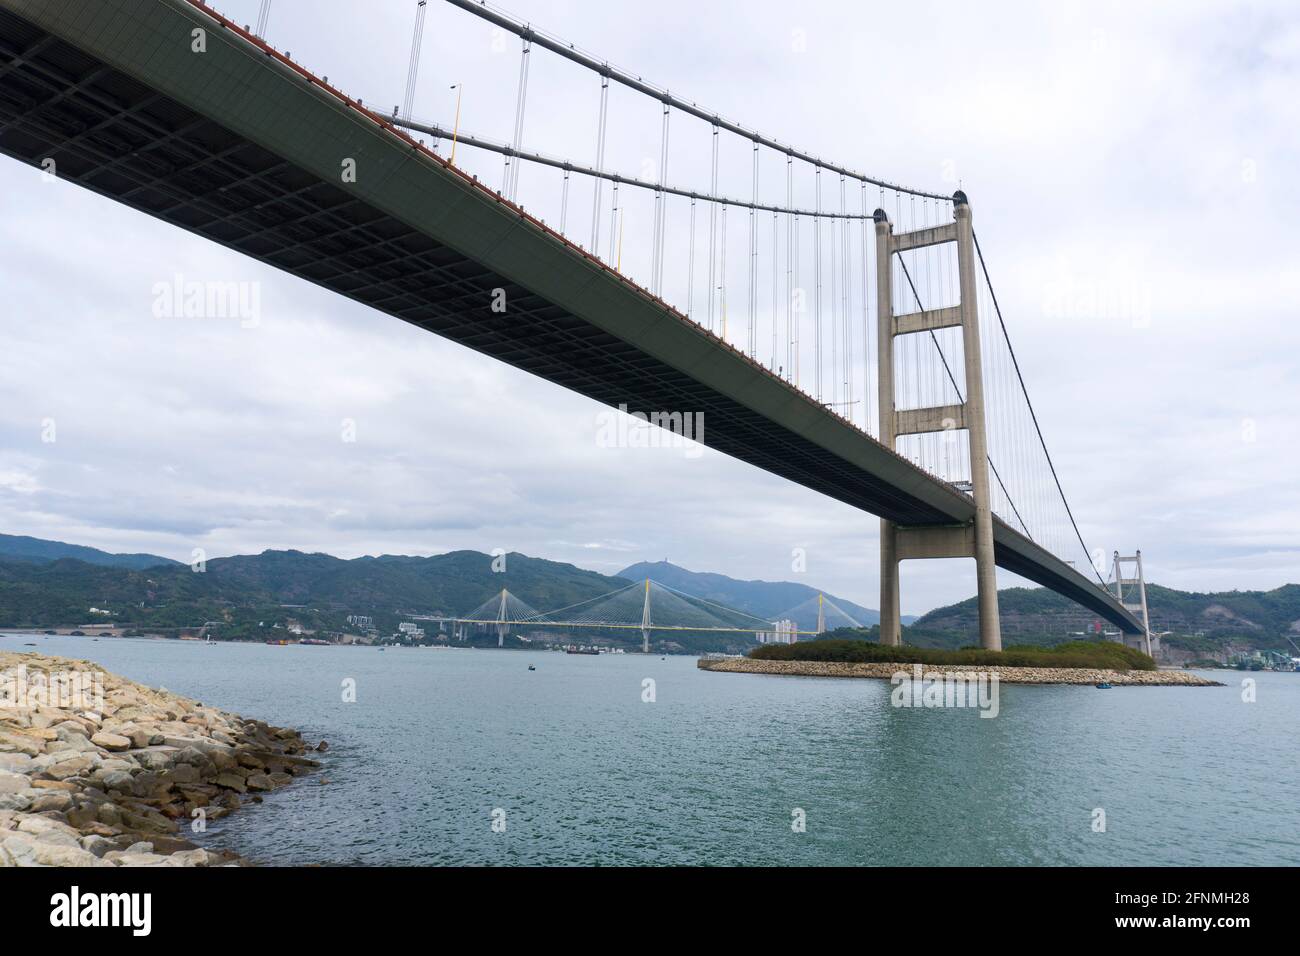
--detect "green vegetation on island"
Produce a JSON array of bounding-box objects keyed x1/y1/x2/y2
[{"x1": 751, "y1": 633, "x2": 1158, "y2": 671}]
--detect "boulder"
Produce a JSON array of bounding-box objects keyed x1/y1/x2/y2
[
  {"x1": 65, "y1": 806, "x2": 100, "y2": 829},
  {"x1": 30, "y1": 842, "x2": 111, "y2": 867},
  {"x1": 99, "y1": 770, "x2": 135, "y2": 793},
  {"x1": 119, "y1": 808, "x2": 175, "y2": 834},
  {"x1": 109, "y1": 851, "x2": 173, "y2": 867},
  {"x1": 0, "y1": 771, "x2": 30, "y2": 794},
  {"x1": 132, "y1": 749, "x2": 174, "y2": 772},
  {"x1": 0, "y1": 794, "x2": 32, "y2": 812},
  {"x1": 17, "y1": 814, "x2": 79, "y2": 839},
  {"x1": 0, "y1": 753, "x2": 33, "y2": 772},
  {"x1": 33, "y1": 829, "x2": 82, "y2": 849},
  {"x1": 54, "y1": 721, "x2": 90, "y2": 742},
  {"x1": 213, "y1": 772, "x2": 247, "y2": 794},
  {"x1": 165, "y1": 848, "x2": 211, "y2": 866},
  {"x1": 0, "y1": 834, "x2": 38, "y2": 866},
  {"x1": 129, "y1": 729, "x2": 164, "y2": 749},
  {"x1": 90, "y1": 732, "x2": 132, "y2": 752},
  {"x1": 245, "y1": 773, "x2": 273, "y2": 792},
  {"x1": 80, "y1": 834, "x2": 117, "y2": 858},
  {"x1": 30, "y1": 791, "x2": 74, "y2": 813},
  {"x1": 0, "y1": 732, "x2": 43, "y2": 757},
  {"x1": 173, "y1": 746, "x2": 212, "y2": 768},
  {"x1": 95, "y1": 802, "x2": 122, "y2": 827},
  {"x1": 166, "y1": 763, "x2": 200, "y2": 785},
  {"x1": 44, "y1": 755, "x2": 93, "y2": 780}
]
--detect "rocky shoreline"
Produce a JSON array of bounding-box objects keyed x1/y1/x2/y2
[
  {"x1": 0, "y1": 651, "x2": 322, "y2": 866},
  {"x1": 698, "y1": 656, "x2": 1223, "y2": 686}
]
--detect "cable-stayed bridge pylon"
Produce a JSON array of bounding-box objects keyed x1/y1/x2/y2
[{"x1": 439, "y1": 579, "x2": 798, "y2": 653}]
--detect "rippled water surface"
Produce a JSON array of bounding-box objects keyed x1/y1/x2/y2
[{"x1": 4, "y1": 632, "x2": 1297, "y2": 866}]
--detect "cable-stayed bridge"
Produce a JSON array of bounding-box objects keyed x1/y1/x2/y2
[
  {"x1": 0, "y1": 0, "x2": 1148, "y2": 651},
  {"x1": 410, "y1": 579, "x2": 866, "y2": 652}
]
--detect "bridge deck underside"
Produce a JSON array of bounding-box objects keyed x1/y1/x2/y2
[
  {"x1": 0, "y1": 4, "x2": 1141, "y2": 634},
  {"x1": 0, "y1": 7, "x2": 948, "y2": 530}
]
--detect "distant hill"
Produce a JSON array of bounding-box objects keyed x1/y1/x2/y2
[
  {"x1": 616, "y1": 560, "x2": 908, "y2": 631},
  {"x1": 908, "y1": 583, "x2": 1300, "y2": 655},
  {"x1": 0, "y1": 547, "x2": 808, "y2": 652},
  {"x1": 0, "y1": 548, "x2": 630, "y2": 634},
  {"x1": 0, "y1": 533, "x2": 179, "y2": 570}
]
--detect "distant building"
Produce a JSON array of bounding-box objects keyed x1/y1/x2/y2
[
  {"x1": 755, "y1": 619, "x2": 799, "y2": 644},
  {"x1": 347, "y1": 614, "x2": 374, "y2": 630},
  {"x1": 397, "y1": 622, "x2": 424, "y2": 640}
]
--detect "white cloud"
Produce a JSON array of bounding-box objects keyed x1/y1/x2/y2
[{"x1": 0, "y1": 0, "x2": 1296, "y2": 615}]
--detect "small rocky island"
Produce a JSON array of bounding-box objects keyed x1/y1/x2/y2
[
  {"x1": 0, "y1": 651, "x2": 321, "y2": 866},
  {"x1": 698, "y1": 657, "x2": 1222, "y2": 685}
]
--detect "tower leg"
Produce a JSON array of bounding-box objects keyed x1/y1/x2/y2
[
  {"x1": 973, "y1": 513, "x2": 1000, "y2": 651},
  {"x1": 954, "y1": 194, "x2": 1001, "y2": 651},
  {"x1": 879, "y1": 519, "x2": 901, "y2": 645}
]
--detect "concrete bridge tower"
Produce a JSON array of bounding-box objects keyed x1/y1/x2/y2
[
  {"x1": 874, "y1": 191, "x2": 1002, "y2": 651},
  {"x1": 1112, "y1": 552, "x2": 1153, "y2": 657}
]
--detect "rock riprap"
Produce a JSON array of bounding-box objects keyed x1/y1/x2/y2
[{"x1": 0, "y1": 651, "x2": 321, "y2": 866}]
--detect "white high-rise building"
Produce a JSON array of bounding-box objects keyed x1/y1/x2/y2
[{"x1": 755, "y1": 619, "x2": 799, "y2": 644}]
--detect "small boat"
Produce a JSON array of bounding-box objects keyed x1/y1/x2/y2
[
  {"x1": 22, "y1": 642, "x2": 36, "y2": 647},
  {"x1": 528, "y1": 664, "x2": 536, "y2": 671},
  {"x1": 1095, "y1": 682, "x2": 1113, "y2": 689}
]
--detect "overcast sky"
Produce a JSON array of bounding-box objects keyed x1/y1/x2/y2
[{"x1": 1, "y1": 0, "x2": 1297, "y2": 615}]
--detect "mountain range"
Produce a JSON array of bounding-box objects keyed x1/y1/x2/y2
[
  {"x1": 0, "y1": 533, "x2": 178, "y2": 571},
  {"x1": 908, "y1": 583, "x2": 1300, "y2": 657},
  {"x1": 617, "y1": 559, "x2": 915, "y2": 629},
  {"x1": 0, "y1": 535, "x2": 883, "y2": 651},
  {"x1": 2, "y1": 533, "x2": 1296, "y2": 658}
]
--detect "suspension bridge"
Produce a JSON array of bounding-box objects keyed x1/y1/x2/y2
[
  {"x1": 0, "y1": 0, "x2": 1150, "y2": 652},
  {"x1": 410, "y1": 578, "x2": 864, "y2": 651}
]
